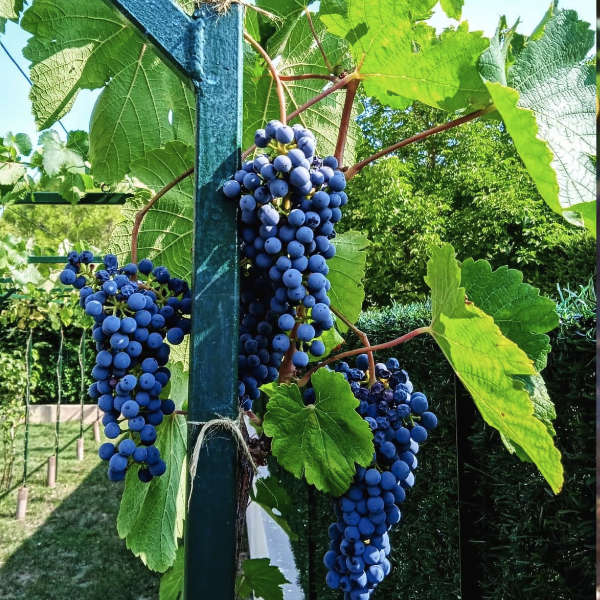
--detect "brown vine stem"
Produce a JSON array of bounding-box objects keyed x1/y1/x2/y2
[
  {"x1": 330, "y1": 305, "x2": 376, "y2": 386},
  {"x1": 345, "y1": 106, "x2": 493, "y2": 180},
  {"x1": 279, "y1": 73, "x2": 337, "y2": 82},
  {"x1": 130, "y1": 167, "x2": 194, "y2": 263},
  {"x1": 334, "y1": 78, "x2": 360, "y2": 165},
  {"x1": 244, "y1": 31, "x2": 287, "y2": 124},
  {"x1": 297, "y1": 326, "x2": 430, "y2": 387},
  {"x1": 304, "y1": 7, "x2": 333, "y2": 72},
  {"x1": 242, "y1": 71, "x2": 359, "y2": 159}
]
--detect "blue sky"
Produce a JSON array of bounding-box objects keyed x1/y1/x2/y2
[{"x1": 1, "y1": 0, "x2": 595, "y2": 147}]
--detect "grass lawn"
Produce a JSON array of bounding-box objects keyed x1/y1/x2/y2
[{"x1": 0, "y1": 422, "x2": 160, "y2": 599}]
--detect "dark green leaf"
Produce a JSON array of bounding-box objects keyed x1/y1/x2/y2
[
  {"x1": 250, "y1": 475, "x2": 298, "y2": 540},
  {"x1": 236, "y1": 558, "x2": 289, "y2": 600},
  {"x1": 159, "y1": 544, "x2": 184, "y2": 600}
]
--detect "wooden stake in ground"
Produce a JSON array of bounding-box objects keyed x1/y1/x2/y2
[
  {"x1": 15, "y1": 486, "x2": 28, "y2": 520},
  {"x1": 47, "y1": 455, "x2": 56, "y2": 488},
  {"x1": 76, "y1": 437, "x2": 84, "y2": 461},
  {"x1": 93, "y1": 420, "x2": 101, "y2": 444}
]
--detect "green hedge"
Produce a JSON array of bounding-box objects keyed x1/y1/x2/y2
[
  {"x1": 0, "y1": 324, "x2": 94, "y2": 406},
  {"x1": 276, "y1": 290, "x2": 594, "y2": 599}
]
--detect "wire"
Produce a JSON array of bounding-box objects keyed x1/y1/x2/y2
[
  {"x1": 0, "y1": 38, "x2": 69, "y2": 136},
  {"x1": 5, "y1": 205, "x2": 57, "y2": 236}
]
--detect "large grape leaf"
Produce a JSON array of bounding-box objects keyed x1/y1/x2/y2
[
  {"x1": 244, "y1": 3, "x2": 358, "y2": 163},
  {"x1": 424, "y1": 244, "x2": 563, "y2": 493},
  {"x1": 0, "y1": 0, "x2": 23, "y2": 33},
  {"x1": 319, "y1": 0, "x2": 490, "y2": 112},
  {"x1": 21, "y1": 0, "x2": 195, "y2": 183},
  {"x1": 110, "y1": 142, "x2": 194, "y2": 280},
  {"x1": 483, "y1": 10, "x2": 595, "y2": 233},
  {"x1": 236, "y1": 558, "x2": 289, "y2": 600},
  {"x1": 117, "y1": 414, "x2": 187, "y2": 572},
  {"x1": 262, "y1": 368, "x2": 373, "y2": 495},
  {"x1": 327, "y1": 231, "x2": 369, "y2": 332},
  {"x1": 159, "y1": 544, "x2": 184, "y2": 600},
  {"x1": 460, "y1": 258, "x2": 558, "y2": 371}
]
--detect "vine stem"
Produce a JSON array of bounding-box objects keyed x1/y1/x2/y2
[
  {"x1": 297, "y1": 326, "x2": 430, "y2": 387},
  {"x1": 334, "y1": 78, "x2": 359, "y2": 165},
  {"x1": 244, "y1": 31, "x2": 287, "y2": 124},
  {"x1": 345, "y1": 107, "x2": 493, "y2": 180},
  {"x1": 279, "y1": 73, "x2": 337, "y2": 82},
  {"x1": 130, "y1": 167, "x2": 194, "y2": 263},
  {"x1": 304, "y1": 7, "x2": 333, "y2": 72},
  {"x1": 242, "y1": 71, "x2": 359, "y2": 159},
  {"x1": 330, "y1": 306, "x2": 375, "y2": 386}
]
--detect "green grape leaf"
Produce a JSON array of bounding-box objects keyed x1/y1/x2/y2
[
  {"x1": 0, "y1": 161, "x2": 26, "y2": 185},
  {"x1": 117, "y1": 414, "x2": 187, "y2": 572},
  {"x1": 37, "y1": 130, "x2": 85, "y2": 176},
  {"x1": 21, "y1": 0, "x2": 195, "y2": 183},
  {"x1": 502, "y1": 374, "x2": 557, "y2": 462},
  {"x1": 478, "y1": 16, "x2": 519, "y2": 85},
  {"x1": 440, "y1": 0, "x2": 463, "y2": 20},
  {"x1": 236, "y1": 558, "x2": 289, "y2": 600},
  {"x1": 168, "y1": 361, "x2": 189, "y2": 411},
  {"x1": 424, "y1": 244, "x2": 563, "y2": 493},
  {"x1": 320, "y1": 0, "x2": 490, "y2": 111},
  {"x1": 250, "y1": 475, "x2": 298, "y2": 540},
  {"x1": 159, "y1": 544, "x2": 184, "y2": 600},
  {"x1": 13, "y1": 133, "x2": 32, "y2": 156},
  {"x1": 110, "y1": 142, "x2": 195, "y2": 280},
  {"x1": 262, "y1": 368, "x2": 373, "y2": 495},
  {"x1": 327, "y1": 231, "x2": 369, "y2": 332},
  {"x1": 460, "y1": 258, "x2": 558, "y2": 371},
  {"x1": 0, "y1": 0, "x2": 23, "y2": 33},
  {"x1": 244, "y1": 4, "x2": 358, "y2": 162},
  {"x1": 483, "y1": 11, "x2": 595, "y2": 233}
]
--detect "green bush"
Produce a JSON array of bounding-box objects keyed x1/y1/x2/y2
[{"x1": 278, "y1": 284, "x2": 594, "y2": 599}]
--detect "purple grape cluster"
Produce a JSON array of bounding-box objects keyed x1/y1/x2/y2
[
  {"x1": 323, "y1": 355, "x2": 438, "y2": 598},
  {"x1": 59, "y1": 252, "x2": 191, "y2": 483},
  {"x1": 223, "y1": 121, "x2": 347, "y2": 410}
]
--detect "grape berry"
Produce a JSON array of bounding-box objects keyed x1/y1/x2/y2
[{"x1": 60, "y1": 251, "x2": 191, "y2": 483}]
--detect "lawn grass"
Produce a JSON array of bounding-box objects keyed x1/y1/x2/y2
[{"x1": 0, "y1": 423, "x2": 160, "y2": 599}]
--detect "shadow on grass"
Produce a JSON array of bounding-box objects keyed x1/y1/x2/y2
[{"x1": 0, "y1": 462, "x2": 160, "y2": 600}]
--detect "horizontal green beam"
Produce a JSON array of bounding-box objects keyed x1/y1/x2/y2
[{"x1": 12, "y1": 192, "x2": 131, "y2": 205}]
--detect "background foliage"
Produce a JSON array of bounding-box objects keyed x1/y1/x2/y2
[{"x1": 340, "y1": 101, "x2": 595, "y2": 306}]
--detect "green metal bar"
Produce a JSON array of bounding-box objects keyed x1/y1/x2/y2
[
  {"x1": 185, "y1": 6, "x2": 243, "y2": 599},
  {"x1": 22, "y1": 329, "x2": 33, "y2": 486},
  {"x1": 11, "y1": 192, "x2": 130, "y2": 205},
  {"x1": 79, "y1": 329, "x2": 87, "y2": 439},
  {"x1": 54, "y1": 326, "x2": 64, "y2": 474},
  {"x1": 27, "y1": 256, "x2": 104, "y2": 264}
]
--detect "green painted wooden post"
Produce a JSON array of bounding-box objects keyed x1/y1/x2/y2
[
  {"x1": 103, "y1": 1, "x2": 243, "y2": 596},
  {"x1": 186, "y1": 6, "x2": 242, "y2": 598}
]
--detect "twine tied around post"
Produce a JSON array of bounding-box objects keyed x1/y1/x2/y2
[
  {"x1": 187, "y1": 410, "x2": 258, "y2": 509},
  {"x1": 195, "y1": 0, "x2": 281, "y2": 23}
]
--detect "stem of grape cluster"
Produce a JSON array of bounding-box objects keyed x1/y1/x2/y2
[
  {"x1": 297, "y1": 326, "x2": 430, "y2": 387},
  {"x1": 279, "y1": 74, "x2": 337, "y2": 82},
  {"x1": 334, "y1": 79, "x2": 360, "y2": 165},
  {"x1": 242, "y1": 72, "x2": 359, "y2": 159},
  {"x1": 130, "y1": 167, "x2": 194, "y2": 263},
  {"x1": 244, "y1": 31, "x2": 287, "y2": 124},
  {"x1": 345, "y1": 107, "x2": 493, "y2": 179},
  {"x1": 330, "y1": 306, "x2": 375, "y2": 386}
]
